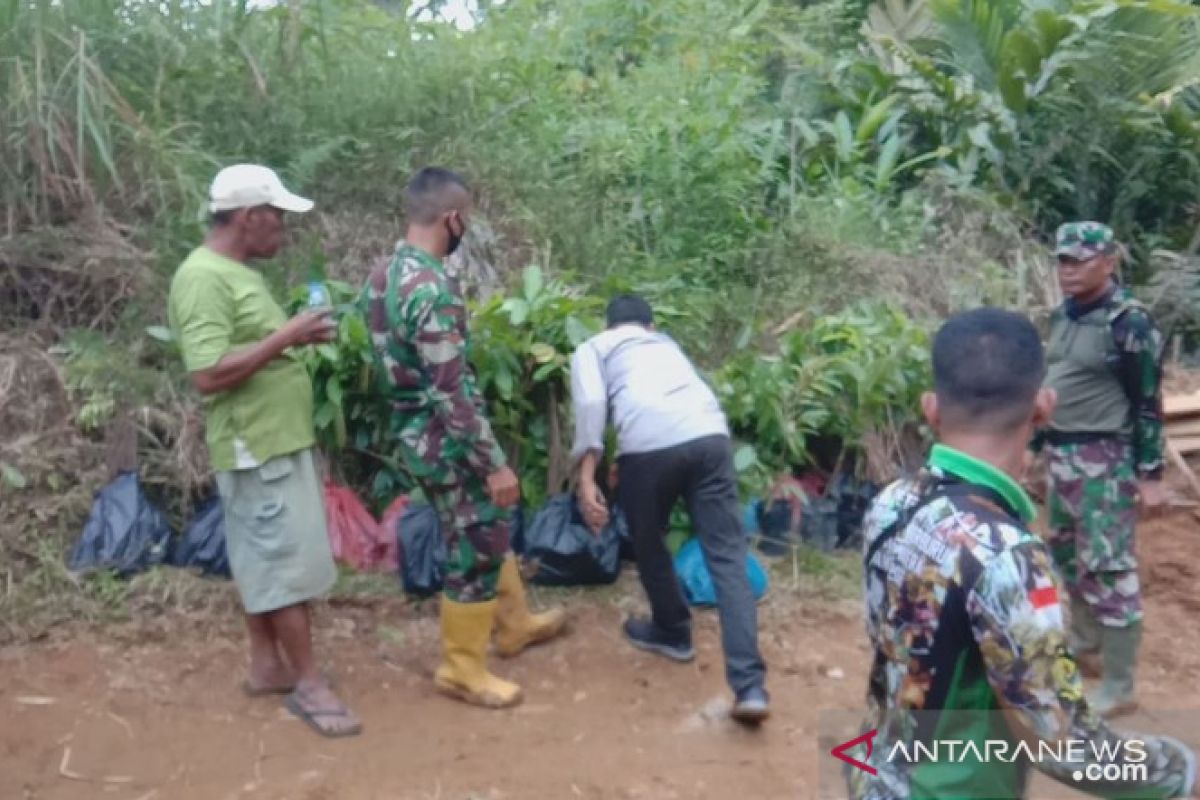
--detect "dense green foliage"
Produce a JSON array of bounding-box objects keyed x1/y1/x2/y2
[
  {"x1": 5, "y1": 0, "x2": 1200, "y2": 506},
  {"x1": 469, "y1": 266, "x2": 604, "y2": 506},
  {"x1": 717, "y1": 303, "x2": 931, "y2": 475},
  {"x1": 7, "y1": 0, "x2": 1200, "y2": 278}
]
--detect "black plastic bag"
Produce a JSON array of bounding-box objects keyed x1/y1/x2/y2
[
  {"x1": 69, "y1": 472, "x2": 172, "y2": 577},
  {"x1": 170, "y1": 497, "x2": 231, "y2": 578},
  {"x1": 799, "y1": 497, "x2": 839, "y2": 552},
  {"x1": 617, "y1": 520, "x2": 636, "y2": 562},
  {"x1": 396, "y1": 503, "x2": 530, "y2": 596},
  {"x1": 757, "y1": 497, "x2": 799, "y2": 557},
  {"x1": 508, "y1": 505, "x2": 528, "y2": 556},
  {"x1": 524, "y1": 494, "x2": 626, "y2": 586},
  {"x1": 829, "y1": 474, "x2": 880, "y2": 550},
  {"x1": 396, "y1": 503, "x2": 447, "y2": 597}
]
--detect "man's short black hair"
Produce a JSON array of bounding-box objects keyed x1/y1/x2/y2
[
  {"x1": 932, "y1": 307, "x2": 1045, "y2": 432},
  {"x1": 403, "y1": 167, "x2": 470, "y2": 224},
  {"x1": 607, "y1": 294, "x2": 653, "y2": 328}
]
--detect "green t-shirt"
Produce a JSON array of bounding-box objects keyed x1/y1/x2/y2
[{"x1": 168, "y1": 246, "x2": 315, "y2": 472}]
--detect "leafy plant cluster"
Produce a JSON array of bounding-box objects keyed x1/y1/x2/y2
[
  {"x1": 62, "y1": 329, "x2": 175, "y2": 433},
  {"x1": 777, "y1": 0, "x2": 1200, "y2": 256},
  {"x1": 290, "y1": 261, "x2": 928, "y2": 509},
  {"x1": 280, "y1": 265, "x2": 603, "y2": 511},
  {"x1": 716, "y1": 302, "x2": 931, "y2": 476},
  {"x1": 469, "y1": 266, "x2": 605, "y2": 509},
  {"x1": 286, "y1": 279, "x2": 381, "y2": 453}
]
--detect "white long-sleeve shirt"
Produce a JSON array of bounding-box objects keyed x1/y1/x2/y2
[{"x1": 569, "y1": 324, "x2": 729, "y2": 461}]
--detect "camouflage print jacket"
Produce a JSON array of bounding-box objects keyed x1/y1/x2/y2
[
  {"x1": 849, "y1": 444, "x2": 1194, "y2": 800},
  {"x1": 361, "y1": 242, "x2": 506, "y2": 477}
]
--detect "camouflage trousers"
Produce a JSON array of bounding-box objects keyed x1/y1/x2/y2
[
  {"x1": 1046, "y1": 439, "x2": 1142, "y2": 628},
  {"x1": 395, "y1": 416, "x2": 510, "y2": 603}
]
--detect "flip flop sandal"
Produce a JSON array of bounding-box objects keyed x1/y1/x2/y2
[{"x1": 284, "y1": 692, "x2": 363, "y2": 739}]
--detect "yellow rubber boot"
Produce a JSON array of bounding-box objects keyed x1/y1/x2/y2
[
  {"x1": 434, "y1": 597, "x2": 523, "y2": 709},
  {"x1": 494, "y1": 555, "x2": 568, "y2": 658}
]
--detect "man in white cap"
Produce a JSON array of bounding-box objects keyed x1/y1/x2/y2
[{"x1": 168, "y1": 164, "x2": 361, "y2": 737}]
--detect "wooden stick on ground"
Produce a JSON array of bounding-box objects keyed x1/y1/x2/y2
[
  {"x1": 1166, "y1": 439, "x2": 1200, "y2": 502},
  {"x1": 1164, "y1": 393, "x2": 1200, "y2": 419},
  {"x1": 1169, "y1": 435, "x2": 1200, "y2": 455},
  {"x1": 58, "y1": 746, "x2": 133, "y2": 784}
]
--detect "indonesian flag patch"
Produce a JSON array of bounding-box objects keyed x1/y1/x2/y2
[
  {"x1": 1029, "y1": 575, "x2": 1062, "y2": 626},
  {"x1": 1030, "y1": 584, "x2": 1058, "y2": 609}
]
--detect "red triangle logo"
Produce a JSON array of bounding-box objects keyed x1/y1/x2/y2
[{"x1": 831, "y1": 729, "x2": 878, "y2": 776}]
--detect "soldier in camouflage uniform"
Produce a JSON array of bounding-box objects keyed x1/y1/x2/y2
[
  {"x1": 1033, "y1": 222, "x2": 1167, "y2": 719},
  {"x1": 851, "y1": 308, "x2": 1194, "y2": 800},
  {"x1": 361, "y1": 167, "x2": 567, "y2": 709}
]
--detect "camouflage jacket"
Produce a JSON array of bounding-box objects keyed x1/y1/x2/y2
[
  {"x1": 361, "y1": 242, "x2": 506, "y2": 477},
  {"x1": 849, "y1": 444, "x2": 1194, "y2": 799}
]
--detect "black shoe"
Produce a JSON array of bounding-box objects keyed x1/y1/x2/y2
[
  {"x1": 623, "y1": 617, "x2": 695, "y2": 663},
  {"x1": 732, "y1": 686, "x2": 770, "y2": 725}
]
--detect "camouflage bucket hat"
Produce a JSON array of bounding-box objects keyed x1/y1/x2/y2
[{"x1": 1055, "y1": 221, "x2": 1115, "y2": 260}]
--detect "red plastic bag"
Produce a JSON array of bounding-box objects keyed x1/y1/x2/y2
[
  {"x1": 324, "y1": 481, "x2": 388, "y2": 571},
  {"x1": 378, "y1": 495, "x2": 410, "y2": 574}
]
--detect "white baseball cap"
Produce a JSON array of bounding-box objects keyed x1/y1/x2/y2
[{"x1": 208, "y1": 164, "x2": 314, "y2": 214}]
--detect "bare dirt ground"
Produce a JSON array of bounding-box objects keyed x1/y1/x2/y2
[{"x1": 2, "y1": 512, "x2": 1198, "y2": 800}]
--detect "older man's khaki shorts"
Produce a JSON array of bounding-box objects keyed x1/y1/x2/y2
[{"x1": 215, "y1": 448, "x2": 336, "y2": 614}]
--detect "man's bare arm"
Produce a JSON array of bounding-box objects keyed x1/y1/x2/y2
[
  {"x1": 577, "y1": 449, "x2": 610, "y2": 533},
  {"x1": 191, "y1": 309, "x2": 333, "y2": 396}
]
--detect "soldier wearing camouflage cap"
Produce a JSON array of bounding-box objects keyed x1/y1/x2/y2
[
  {"x1": 360, "y1": 167, "x2": 567, "y2": 709},
  {"x1": 1032, "y1": 221, "x2": 1167, "y2": 719}
]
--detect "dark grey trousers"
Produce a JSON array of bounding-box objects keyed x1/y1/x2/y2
[{"x1": 617, "y1": 434, "x2": 767, "y2": 694}]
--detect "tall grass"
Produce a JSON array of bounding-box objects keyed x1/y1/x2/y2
[
  {"x1": 0, "y1": 0, "x2": 809, "y2": 326},
  {"x1": 1, "y1": 2, "x2": 198, "y2": 231}
]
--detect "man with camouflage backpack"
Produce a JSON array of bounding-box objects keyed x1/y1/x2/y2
[
  {"x1": 360, "y1": 167, "x2": 567, "y2": 709},
  {"x1": 1034, "y1": 221, "x2": 1167, "y2": 719}
]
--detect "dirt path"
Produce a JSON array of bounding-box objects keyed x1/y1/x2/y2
[
  {"x1": 0, "y1": 594, "x2": 869, "y2": 800},
  {"x1": 2, "y1": 515, "x2": 1198, "y2": 800}
]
